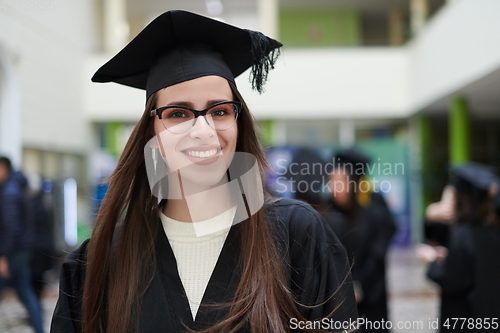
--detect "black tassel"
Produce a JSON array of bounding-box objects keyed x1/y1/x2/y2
[{"x1": 245, "y1": 29, "x2": 281, "y2": 94}]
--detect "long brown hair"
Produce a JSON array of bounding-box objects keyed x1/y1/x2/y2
[
  {"x1": 82, "y1": 82, "x2": 327, "y2": 333},
  {"x1": 454, "y1": 189, "x2": 490, "y2": 225}
]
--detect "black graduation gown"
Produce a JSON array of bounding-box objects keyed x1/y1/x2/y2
[
  {"x1": 324, "y1": 193, "x2": 396, "y2": 333},
  {"x1": 427, "y1": 223, "x2": 500, "y2": 333},
  {"x1": 472, "y1": 224, "x2": 500, "y2": 320},
  {"x1": 50, "y1": 198, "x2": 358, "y2": 332},
  {"x1": 424, "y1": 220, "x2": 450, "y2": 247}
]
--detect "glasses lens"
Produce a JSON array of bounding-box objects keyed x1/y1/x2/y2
[
  {"x1": 159, "y1": 102, "x2": 239, "y2": 133},
  {"x1": 206, "y1": 103, "x2": 239, "y2": 130},
  {"x1": 161, "y1": 107, "x2": 195, "y2": 134}
]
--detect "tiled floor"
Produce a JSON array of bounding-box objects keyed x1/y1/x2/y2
[
  {"x1": 387, "y1": 246, "x2": 440, "y2": 333},
  {"x1": 0, "y1": 246, "x2": 440, "y2": 332}
]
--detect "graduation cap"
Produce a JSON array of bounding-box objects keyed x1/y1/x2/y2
[
  {"x1": 331, "y1": 149, "x2": 372, "y2": 177},
  {"x1": 92, "y1": 10, "x2": 282, "y2": 98},
  {"x1": 451, "y1": 162, "x2": 499, "y2": 207}
]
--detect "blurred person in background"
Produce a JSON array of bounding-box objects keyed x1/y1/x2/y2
[
  {"x1": 423, "y1": 184, "x2": 456, "y2": 248},
  {"x1": 323, "y1": 149, "x2": 396, "y2": 333},
  {"x1": 0, "y1": 156, "x2": 45, "y2": 333},
  {"x1": 28, "y1": 177, "x2": 56, "y2": 300},
  {"x1": 418, "y1": 162, "x2": 500, "y2": 332},
  {"x1": 417, "y1": 183, "x2": 457, "y2": 272},
  {"x1": 283, "y1": 147, "x2": 328, "y2": 211},
  {"x1": 495, "y1": 183, "x2": 500, "y2": 221}
]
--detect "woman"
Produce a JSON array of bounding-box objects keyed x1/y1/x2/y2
[
  {"x1": 424, "y1": 162, "x2": 500, "y2": 333},
  {"x1": 323, "y1": 149, "x2": 396, "y2": 333},
  {"x1": 50, "y1": 10, "x2": 357, "y2": 333}
]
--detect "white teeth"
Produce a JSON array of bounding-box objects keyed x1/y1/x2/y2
[{"x1": 185, "y1": 148, "x2": 219, "y2": 158}]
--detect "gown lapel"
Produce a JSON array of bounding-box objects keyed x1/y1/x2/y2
[
  {"x1": 156, "y1": 226, "x2": 194, "y2": 330},
  {"x1": 193, "y1": 222, "x2": 242, "y2": 329},
  {"x1": 154, "y1": 219, "x2": 243, "y2": 331}
]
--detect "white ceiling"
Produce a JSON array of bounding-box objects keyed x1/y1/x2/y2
[{"x1": 424, "y1": 65, "x2": 500, "y2": 116}]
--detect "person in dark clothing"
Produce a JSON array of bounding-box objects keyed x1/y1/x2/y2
[
  {"x1": 29, "y1": 183, "x2": 56, "y2": 299},
  {"x1": 495, "y1": 186, "x2": 500, "y2": 220},
  {"x1": 0, "y1": 156, "x2": 45, "y2": 333},
  {"x1": 423, "y1": 162, "x2": 500, "y2": 333},
  {"x1": 283, "y1": 147, "x2": 328, "y2": 210},
  {"x1": 423, "y1": 184, "x2": 456, "y2": 248},
  {"x1": 323, "y1": 149, "x2": 396, "y2": 333}
]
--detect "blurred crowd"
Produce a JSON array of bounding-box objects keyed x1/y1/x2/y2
[
  {"x1": 274, "y1": 146, "x2": 500, "y2": 333},
  {"x1": 0, "y1": 156, "x2": 55, "y2": 333},
  {"x1": 1, "y1": 147, "x2": 500, "y2": 333}
]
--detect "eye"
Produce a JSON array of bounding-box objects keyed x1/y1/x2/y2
[
  {"x1": 165, "y1": 108, "x2": 190, "y2": 119},
  {"x1": 211, "y1": 108, "x2": 229, "y2": 117},
  {"x1": 209, "y1": 104, "x2": 234, "y2": 117}
]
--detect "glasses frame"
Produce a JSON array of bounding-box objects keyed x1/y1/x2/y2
[{"x1": 150, "y1": 101, "x2": 242, "y2": 134}]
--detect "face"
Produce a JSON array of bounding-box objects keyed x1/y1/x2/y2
[
  {"x1": 0, "y1": 164, "x2": 8, "y2": 184},
  {"x1": 153, "y1": 75, "x2": 238, "y2": 190},
  {"x1": 329, "y1": 169, "x2": 354, "y2": 209}
]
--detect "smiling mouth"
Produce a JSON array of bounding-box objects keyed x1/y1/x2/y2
[{"x1": 182, "y1": 147, "x2": 221, "y2": 158}]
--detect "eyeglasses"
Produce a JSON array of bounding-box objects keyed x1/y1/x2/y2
[{"x1": 150, "y1": 101, "x2": 242, "y2": 134}]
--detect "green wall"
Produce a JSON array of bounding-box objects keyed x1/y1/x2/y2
[
  {"x1": 258, "y1": 119, "x2": 274, "y2": 148},
  {"x1": 279, "y1": 9, "x2": 361, "y2": 47},
  {"x1": 449, "y1": 95, "x2": 470, "y2": 166}
]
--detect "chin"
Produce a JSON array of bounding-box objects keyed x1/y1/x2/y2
[{"x1": 178, "y1": 161, "x2": 229, "y2": 193}]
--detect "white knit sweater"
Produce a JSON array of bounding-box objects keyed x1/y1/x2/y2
[{"x1": 159, "y1": 207, "x2": 236, "y2": 319}]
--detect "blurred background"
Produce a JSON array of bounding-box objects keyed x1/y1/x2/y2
[{"x1": 1, "y1": 0, "x2": 499, "y2": 331}]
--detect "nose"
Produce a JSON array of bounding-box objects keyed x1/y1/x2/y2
[{"x1": 189, "y1": 115, "x2": 216, "y2": 140}]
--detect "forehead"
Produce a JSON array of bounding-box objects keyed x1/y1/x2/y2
[
  {"x1": 156, "y1": 75, "x2": 233, "y2": 108},
  {"x1": 331, "y1": 170, "x2": 350, "y2": 180},
  {"x1": 0, "y1": 164, "x2": 8, "y2": 180}
]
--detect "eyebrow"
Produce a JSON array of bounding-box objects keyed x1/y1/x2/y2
[{"x1": 165, "y1": 99, "x2": 230, "y2": 109}]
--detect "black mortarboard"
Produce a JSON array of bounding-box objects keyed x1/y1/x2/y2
[
  {"x1": 331, "y1": 149, "x2": 372, "y2": 176},
  {"x1": 92, "y1": 10, "x2": 282, "y2": 98},
  {"x1": 451, "y1": 162, "x2": 498, "y2": 192},
  {"x1": 451, "y1": 162, "x2": 499, "y2": 206}
]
